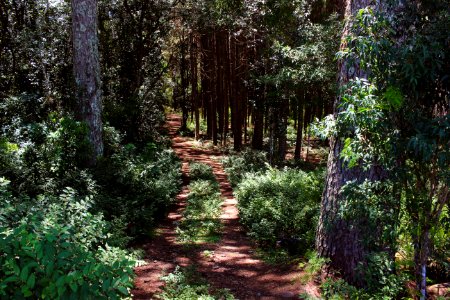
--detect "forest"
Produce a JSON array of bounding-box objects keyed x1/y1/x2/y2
[{"x1": 0, "y1": 0, "x2": 449, "y2": 299}]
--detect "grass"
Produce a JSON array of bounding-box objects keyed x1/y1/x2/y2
[
  {"x1": 255, "y1": 247, "x2": 303, "y2": 266},
  {"x1": 157, "y1": 265, "x2": 235, "y2": 300},
  {"x1": 176, "y1": 163, "x2": 223, "y2": 245}
]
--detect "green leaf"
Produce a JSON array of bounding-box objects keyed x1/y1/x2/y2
[
  {"x1": 20, "y1": 266, "x2": 29, "y2": 282},
  {"x1": 27, "y1": 274, "x2": 36, "y2": 289},
  {"x1": 117, "y1": 286, "x2": 129, "y2": 296},
  {"x1": 13, "y1": 263, "x2": 20, "y2": 276},
  {"x1": 69, "y1": 283, "x2": 78, "y2": 293},
  {"x1": 383, "y1": 86, "x2": 403, "y2": 110}
]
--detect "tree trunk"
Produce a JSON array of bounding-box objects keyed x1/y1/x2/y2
[
  {"x1": 72, "y1": 0, "x2": 103, "y2": 166},
  {"x1": 315, "y1": 0, "x2": 385, "y2": 287},
  {"x1": 277, "y1": 96, "x2": 288, "y2": 162},
  {"x1": 413, "y1": 228, "x2": 429, "y2": 300},
  {"x1": 190, "y1": 32, "x2": 200, "y2": 140},
  {"x1": 294, "y1": 91, "x2": 304, "y2": 160}
]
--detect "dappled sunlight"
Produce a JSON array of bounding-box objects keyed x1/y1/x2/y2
[{"x1": 132, "y1": 114, "x2": 321, "y2": 300}]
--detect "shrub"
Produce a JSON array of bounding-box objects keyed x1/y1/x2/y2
[
  {"x1": 236, "y1": 167, "x2": 324, "y2": 253},
  {"x1": 0, "y1": 115, "x2": 94, "y2": 198},
  {"x1": 94, "y1": 147, "x2": 181, "y2": 237},
  {"x1": 0, "y1": 183, "x2": 135, "y2": 299},
  {"x1": 222, "y1": 149, "x2": 268, "y2": 186},
  {"x1": 189, "y1": 162, "x2": 215, "y2": 182}
]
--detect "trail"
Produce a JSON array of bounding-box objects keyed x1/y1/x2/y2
[{"x1": 132, "y1": 114, "x2": 319, "y2": 300}]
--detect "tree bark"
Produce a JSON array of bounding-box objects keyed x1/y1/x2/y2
[
  {"x1": 72, "y1": 0, "x2": 103, "y2": 166},
  {"x1": 315, "y1": 0, "x2": 386, "y2": 287},
  {"x1": 190, "y1": 32, "x2": 200, "y2": 140},
  {"x1": 294, "y1": 91, "x2": 304, "y2": 160}
]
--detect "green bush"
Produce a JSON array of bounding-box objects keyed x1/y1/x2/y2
[
  {"x1": 94, "y1": 146, "x2": 181, "y2": 237},
  {"x1": 236, "y1": 167, "x2": 324, "y2": 252},
  {"x1": 0, "y1": 183, "x2": 135, "y2": 299},
  {"x1": 222, "y1": 149, "x2": 268, "y2": 186},
  {"x1": 0, "y1": 115, "x2": 94, "y2": 198},
  {"x1": 189, "y1": 162, "x2": 215, "y2": 182}
]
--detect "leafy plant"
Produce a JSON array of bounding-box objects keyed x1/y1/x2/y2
[
  {"x1": 299, "y1": 251, "x2": 330, "y2": 284},
  {"x1": 0, "y1": 183, "x2": 135, "y2": 299},
  {"x1": 236, "y1": 167, "x2": 323, "y2": 252},
  {"x1": 189, "y1": 162, "x2": 216, "y2": 182},
  {"x1": 222, "y1": 149, "x2": 269, "y2": 186},
  {"x1": 158, "y1": 266, "x2": 235, "y2": 300},
  {"x1": 176, "y1": 180, "x2": 222, "y2": 244}
]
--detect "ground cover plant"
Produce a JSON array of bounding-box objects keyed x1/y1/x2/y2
[
  {"x1": 158, "y1": 266, "x2": 235, "y2": 300},
  {"x1": 176, "y1": 163, "x2": 223, "y2": 244}
]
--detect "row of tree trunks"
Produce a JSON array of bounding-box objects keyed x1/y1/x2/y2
[{"x1": 183, "y1": 27, "x2": 331, "y2": 159}]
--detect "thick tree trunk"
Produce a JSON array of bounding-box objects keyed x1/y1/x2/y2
[
  {"x1": 72, "y1": 0, "x2": 103, "y2": 166},
  {"x1": 315, "y1": 0, "x2": 385, "y2": 287}
]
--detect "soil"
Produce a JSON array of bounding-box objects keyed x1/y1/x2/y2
[{"x1": 132, "y1": 114, "x2": 321, "y2": 300}]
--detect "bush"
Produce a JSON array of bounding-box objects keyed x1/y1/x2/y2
[
  {"x1": 189, "y1": 162, "x2": 215, "y2": 182},
  {"x1": 222, "y1": 149, "x2": 268, "y2": 186},
  {"x1": 0, "y1": 183, "x2": 135, "y2": 299},
  {"x1": 0, "y1": 115, "x2": 94, "y2": 198},
  {"x1": 94, "y1": 145, "x2": 181, "y2": 237},
  {"x1": 236, "y1": 167, "x2": 324, "y2": 253}
]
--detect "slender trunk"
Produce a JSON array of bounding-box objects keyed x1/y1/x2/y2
[
  {"x1": 180, "y1": 33, "x2": 188, "y2": 132},
  {"x1": 190, "y1": 33, "x2": 200, "y2": 140},
  {"x1": 223, "y1": 30, "x2": 230, "y2": 146},
  {"x1": 277, "y1": 96, "x2": 288, "y2": 162},
  {"x1": 294, "y1": 92, "x2": 304, "y2": 160},
  {"x1": 211, "y1": 30, "x2": 218, "y2": 145},
  {"x1": 412, "y1": 217, "x2": 430, "y2": 300},
  {"x1": 71, "y1": 0, "x2": 103, "y2": 166},
  {"x1": 231, "y1": 35, "x2": 242, "y2": 150}
]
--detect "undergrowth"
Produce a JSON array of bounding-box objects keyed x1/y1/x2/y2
[
  {"x1": 176, "y1": 163, "x2": 223, "y2": 244},
  {"x1": 236, "y1": 167, "x2": 324, "y2": 254},
  {"x1": 158, "y1": 265, "x2": 235, "y2": 300}
]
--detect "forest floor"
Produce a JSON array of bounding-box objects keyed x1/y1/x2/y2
[{"x1": 132, "y1": 114, "x2": 320, "y2": 300}]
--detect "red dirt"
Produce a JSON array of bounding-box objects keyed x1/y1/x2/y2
[{"x1": 132, "y1": 114, "x2": 320, "y2": 300}]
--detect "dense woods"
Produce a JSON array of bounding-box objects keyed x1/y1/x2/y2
[{"x1": 0, "y1": 0, "x2": 448, "y2": 299}]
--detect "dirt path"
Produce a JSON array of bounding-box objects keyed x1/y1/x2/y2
[{"x1": 132, "y1": 114, "x2": 320, "y2": 300}]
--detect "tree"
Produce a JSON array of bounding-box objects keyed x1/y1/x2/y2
[
  {"x1": 316, "y1": 1, "x2": 449, "y2": 297},
  {"x1": 315, "y1": 0, "x2": 387, "y2": 287},
  {"x1": 72, "y1": 0, "x2": 103, "y2": 165}
]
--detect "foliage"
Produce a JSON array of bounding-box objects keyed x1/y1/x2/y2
[
  {"x1": 158, "y1": 266, "x2": 235, "y2": 300},
  {"x1": 0, "y1": 109, "x2": 95, "y2": 198},
  {"x1": 299, "y1": 251, "x2": 330, "y2": 284},
  {"x1": 95, "y1": 143, "x2": 181, "y2": 237},
  {"x1": 236, "y1": 167, "x2": 323, "y2": 252},
  {"x1": 320, "y1": 273, "x2": 406, "y2": 300},
  {"x1": 189, "y1": 162, "x2": 216, "y2": 182},
  {"x1": 0, "y1": 183, "x2": 135, "y2": 299},
  {"x1": 222, "y1": 149, "x2": 269, "y2": 186},
  {"x1": 316, "y1": 1, "x2": 449, "y2": 296}
]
